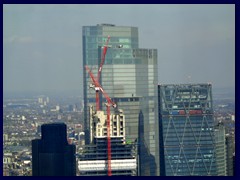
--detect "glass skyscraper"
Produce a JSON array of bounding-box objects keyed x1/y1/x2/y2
[
  {"x1": 214, "y1": 122, "x2": 227, "y2": 176},
  {"x1": 158, "y1": 84, "x2": 217, "y2": 176},
  {"x1": 82, "y1": 24, "x2": 159, "y2": 175}
]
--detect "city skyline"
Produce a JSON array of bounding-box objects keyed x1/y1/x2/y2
[{"x1": 3, "y1": 4, "x2": 235, "y2": 95}]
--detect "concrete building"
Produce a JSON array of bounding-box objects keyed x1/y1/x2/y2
[
  {"x1": 158, "y1": 84, "x2": 218, "y2": 176},
  {"x1": 89, "y1": 106, "x2": 125, "y2": 141},
  {"x1": 46, "y1": 97, "x2": 50, "y2": 103},
  {"x1": 82, "y1": 24, "x2": 159, "y2": 175},
  {"x1": 32, "y1": 123, "x2": 76, "y2": 176},
  {"x1": 78, "y1": 108, "x2": 137, "y2": 176},
  {"x1": 38, "y1": 97, "x2": 43, "y2": 104}
]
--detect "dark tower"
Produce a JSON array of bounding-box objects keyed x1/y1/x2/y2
[
  {"x1": 226, "y1": 134, "x2": 234, "y2": 176},
  {"x1": 32, "y1": 123, "x2": 76, "y2": 176}
]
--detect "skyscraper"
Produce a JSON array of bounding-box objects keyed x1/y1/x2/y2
[
  {"x1": 225, "y1": 133, "x2": 234, "y2": 176},
  {"x1": 82, "y1": 24, "x2": 159, "y2": 175},
  {"x1": 158, "y1": 84, "x2": 217, "y2": 176},
  {"x1": 214, "y1": 121, "x2": 227, "y2": 176},
  {"x1": 32, "y1": 123, "x2": 76, "y2": 176}
]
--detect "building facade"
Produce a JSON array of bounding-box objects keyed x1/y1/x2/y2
[
  {"x1": 78, "y1": 108, "x2": 137, "y2": 176},
  {"x1": 78, "y1": 136, "x2": 137, "y2": 176},
  {"x1": 225, "y1": 133, "x2": 234, "y2": 176},
  {"x1": 32, "y1": 123, "x2": 76, "y2": 176},
  {"x1": 82, "y1": 24, "x2": 159, "y2": 175},
  {"x1": 158, "y1": 84, "x2": 217, "y2": 176},
  {"x1": 89, "y1": 106, "x2": 125, "y2": 141},
  {"x1": 214, "y1": 122, "x2": 227, "y2": 176}
]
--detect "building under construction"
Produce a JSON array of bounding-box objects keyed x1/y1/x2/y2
[
  {"x1": 79, "y1": 33, "x2": 137, "y2": 176},
  {"x1": 78, "y1": 106, "x2": 137, "y2": 176}
]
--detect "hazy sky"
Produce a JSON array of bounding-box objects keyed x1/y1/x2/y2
[{"x1": 3, "y1": 4, "x2": 235, "y2": 95}]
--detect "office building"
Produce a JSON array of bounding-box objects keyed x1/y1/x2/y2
[
  {"x1": 214, "y1": 122, "x2": 227, "y2": 176},
  {"x1": 158, "y1": 84, "x2": 217, "y2": 176},
  {"x1": 32, "y1": 123, "x2": 76, "y2": 176},
  {"x1": 78, "y1": 108, "x2": 137, "y2": 176},
  {"x1": 226, "y1": 133, "x2": 234, "y2": 176},
  {"x1": 82, "y1": 24, "x2": 159, "y2": 175}
]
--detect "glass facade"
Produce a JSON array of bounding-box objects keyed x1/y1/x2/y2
[
  {"x1": 214, "y1": 122, "x2": 227, "y2": 176},
  {"x1": 158, "y1": 84, "x2": 217, "y2": 176},
  {"x1": 225, "y1": 134, "x2": 234, "y2": 176},
  {"x1": 78, "y1": 137, "x2": 137, "y2": 176},
  {"x1": 82, "y1": 24, "x2": 159, "y2": 175}
]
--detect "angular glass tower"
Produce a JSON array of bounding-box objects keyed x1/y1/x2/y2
[
  {"x1": 158, "y1": 84, "x2": 217, "y2": 176},
  {"x1": 82, "y1": 24, "x2": 159, "y2": 175}
]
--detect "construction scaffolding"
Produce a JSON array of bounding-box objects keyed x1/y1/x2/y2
[
  {"x1": 78, "y1": 135, "x2": 137, "y2": 176},
  {"x1": 78, "y1": 108, "x2": 137, "y2": 176}
]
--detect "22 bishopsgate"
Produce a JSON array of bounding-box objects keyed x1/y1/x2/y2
[{"x1": 82, "y1": 24, "x2": 159, "y2": 175}]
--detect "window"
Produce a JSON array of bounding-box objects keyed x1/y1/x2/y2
[{"x1": 119, "y1": 38, "x2": 130, "y2": 43}]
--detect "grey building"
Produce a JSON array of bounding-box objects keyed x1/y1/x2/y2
[
  {"x1": 214, "y1": 122, "x2": 227, "y2": 176},
  {"x1": 226, "y1": 133, "x2": 234, "y2": 176},
  {"x1": 158, "y1": 84, "x2": 218, "y2": 176},
  {"x1": 82, "y1": 24, "x2": 159, "y2": 175}
]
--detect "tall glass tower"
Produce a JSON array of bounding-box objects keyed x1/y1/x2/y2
[
  {"x1": 214, "y1": 122, "x2": 227, "y2": 176},
  {"x1": 158, "y1": 84, "x2": 217, "y2": 176},
  {"x1": 82, "y1": 24, "x2": 159, "y2": 175}
]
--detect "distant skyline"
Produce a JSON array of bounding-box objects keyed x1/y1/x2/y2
[{"x1": 3, "y1": 4, "x2": 235, "y2": 95}]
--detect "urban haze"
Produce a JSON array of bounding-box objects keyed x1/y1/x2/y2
[
  {"x1": 3, "y1": 4, "x2": 235, "y2": 176},
  {"x1": 3, "y1": 4, "x2": 235, "y2": 97}
]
